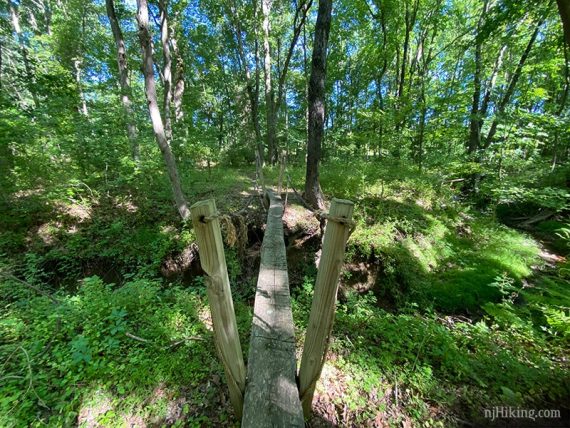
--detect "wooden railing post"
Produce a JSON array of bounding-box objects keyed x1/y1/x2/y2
[
  {"x1": 190, "y1": 199, "x2": 246, "y2": 418},
  {"x1": 298, "y1": 198, "x2": 354, "y2": 418}
]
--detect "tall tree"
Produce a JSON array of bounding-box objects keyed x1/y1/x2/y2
[
  {"x1": 467, "y1": 0, "x2": 490, "y2": 155},
  {"x1": 484, "y1": 18, "x2": 544, "y2": 147},
  {"x1": 9, "y1": 0, "x2": 39, "y2": 108},
  {"x1": 304, "y1": 0, "x2": 332, "y2": 209},
  {"x1": 159, "y1": 0, "x2": 173, "y2": 142},
  {"x1": 106, "y1": 0, "x2": 140, "y2": 163},
  {"x1": 136, "y1": 0, "x2": 190, "y2": 220},
  {"x1": 171, "y1": 20, "x2": 185, "y2": 122},
  {"x1": 557, "y1": 0, "x2": 570, "y2": 46},
  {"x1": 225, "y1": 0, "x2": 264, "y2": 166},
  {"x1": 262, "y1": 0, "x2": 277, "y2": 163}
]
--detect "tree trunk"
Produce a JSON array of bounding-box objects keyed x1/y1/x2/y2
[
  {"x1": 303, "y1": 18, "x2": 309, "y2": 140},
  {"x1": 479, "y1": 44, "x2": 507, "y2": 125},
  {"x1": 395, "y1": 0, "x2": 418, "y2": 132},
  {"x1": 557, "y1": 0, "x2": 570, "y2": 47},
  {"x1": 262, "y1": 0, "x2": 277, "y2": 164},
  {"x1": 10, "y1": 1, "x2": 39, "y2": 108},
  {"x1": 171, "y1": 30, "x2": 185, "y2": 122},
  {"x1": 74, "y1": 59, "x2": 89, "y2": 116},
  {"x1": 159, "y1": 0, "x2": 173, "y2": 142},
  {"x1": 273, "y1": 0, "x2": 312, "y2": 161},
  {"x1": 304, "y1": 0, "x2": 332, "y2": 209},
  {"x1": 136, "y1": 0, "x2": 190, "y2": 220},
  {"x1": 253, "y1": 39, "x2": 263, "y2": 162},
  {"x1": 106, "y1": 0, "x2": 140, "y2": 163},
  {"x1": 485, "y1": 19, "x2": 543, "y2": 147},
  {"x1": 228, "y1": 0, "x2": 264, "y2": 165},
  {"x1": 467, "y1": 0, "x2": 489, "y2": 154}
]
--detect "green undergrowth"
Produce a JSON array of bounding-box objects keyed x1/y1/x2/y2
[
  {"x1": 0, "y1": 166, "x2": 251, "y2": 285},
  {"x1": 0, "y1": 274, "x2": 251, "y2": 427},
  {"x1": 292, "y1": 281, "x2": 569, "y2": 425},
  {"x1": 1, "y1": 161, "x2": 568, "y2": 426},
  {"x1": 278, "y1": 160, "x2": 569, "y2": 425},
  {"x1": 0, "y1": 165, "x2": 254, "y2": 426},
  {"x1": 270, "y1": 161, "x2": 543, "y2": 313}
]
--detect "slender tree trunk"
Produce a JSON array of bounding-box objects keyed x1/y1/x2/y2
[
  {"x1": 10, "y1": 1, "x2": 39, "y2": 108},
  {"x1": 398, "y1": 3, "x2": 411, "y2": 102},
  {"x1": 218, "y1": 108, "x2": 224, "y2": 149},
  {"x1": 485, "y1": 19, "x2": 543, "y2": 147},
  {"x1": 228, "y1": 0, "x2": 264, "y2": 165},
  {"x1": 171, "y1": 30, "x2": 185, "y2": 122},
  {"x1": 303, "y1": 18, "x2": 309, "y2": 140},
  {"x1": 74, "y1": 59, "x2": 89, "y2": 116},
  {"x1": 549, "y1": 47, "x2": 568, "y2": 170},
  {"x1": 106, "y1": 0, "x2": 140, "y2": 163},
  {"x1": 304, "y1": 0, "x2": 332, "y2": 209},
  {"x1": 273, "y1": 0, "x2": 312, "y2": 160},
  {"x1": 479, "y1": 44, "x2": 507, "y2": 127},
  {"x1": 467, "y1": 0, "x2": 489, "y2": 154},
  {"x1": 136, "y1": 0, "x2": 190, "y2": 220},
  {"x1": 262, "y1": 0, "x2": 277, "y2": 164},
  {"x1": 395, "y1": 0, "x2": 418, "y2": 132},
  {"x1": 417, "y1": 69, "x2": 427, "y2": 171},
  {"x1": 45, "y1": 0, "x2": 52, "y2": 35},
  {"x1": 0, "y1": 41, "x2": 3, "y2": 91},
  {"x1": 253, "y1": 40, "x2": 263, "y2": 160},
  {"x1": 159, "y1": 0, "x2": 173, "y2": 142}
]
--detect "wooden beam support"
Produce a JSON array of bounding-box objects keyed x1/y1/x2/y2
[{"x1": 190, "y1": 199, "x2": 246, "y2": 418}]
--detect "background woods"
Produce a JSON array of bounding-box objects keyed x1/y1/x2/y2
[{"x1": 1, "y1": 0, "x2": 570, "y2": 426}]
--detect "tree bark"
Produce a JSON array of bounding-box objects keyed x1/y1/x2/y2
[
  {"x1": 227, "y1": 0, "x2": 264, "y2": 165},
  {"x1": 74, "y1": 58, "x2": 89, "y2": 116},
  {"x1": 171, "y1": 30, "x2": 185, "y2": 122},
  {"x1": 484, "y1": 19, "x2": 543, "y2": 147},
  {"x1": 467, "y1": 0, "x2": 489, "y2": 154},
  {"x1": 106, "y1": 0, "x2": 140, "y2": 163},
  {"x1": 395, "y1": 0, "x2": 419, "y2": 132},
  {"x1": 136, "y1": 0, "x2": 190, "y2": 220},
  {"x1": 557, "y1": 0, "x2": 570, "y2": 47},
  {"x1": 304, "y1": 0, "x2": 332, "y2": 209},
  {"x1": 9, "y1": 1, "x2": 39, "y2": 108},
  {"x1": 262, "y1": 0, "x2": 277, "y2": 164},
  {"x1": 159, "y1": 0, "x2": 173, "y2": 142},
  {"x1": 269, "y1": 0, "x2": 312, "y2": 164},
  {"x1": 480, "y1": 44, "x2": 507, "y2": 124}
]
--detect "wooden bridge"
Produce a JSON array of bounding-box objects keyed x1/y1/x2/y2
[{"x1": 191, "y1": 190, "x2": 354, "y2": 427}]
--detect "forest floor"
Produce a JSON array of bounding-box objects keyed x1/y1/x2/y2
[{"x1": 1, "y1": 161, "x2": 569, "y2": 427}]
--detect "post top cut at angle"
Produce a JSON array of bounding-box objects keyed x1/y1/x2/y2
[{"x1": 242, "y1": 189, "x2": 304, "y2": 427}]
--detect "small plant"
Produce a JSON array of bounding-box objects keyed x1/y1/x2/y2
[{"x1": 488, "y1": 272, "x2": 520, "y2": 304}]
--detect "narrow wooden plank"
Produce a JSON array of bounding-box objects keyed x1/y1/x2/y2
[{"x1": 242, "y1": 190, "x2": 304, "y2": 427}]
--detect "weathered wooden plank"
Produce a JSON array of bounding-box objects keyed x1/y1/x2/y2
[{"x1": 242, "y1": 190, "x2": 304, "y2": 427}]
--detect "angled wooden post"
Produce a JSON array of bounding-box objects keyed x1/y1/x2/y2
[
  {"x1": 190, "y1": 199, "x2": 246, "y2": 418},
  {"x1": 298, "y1": 198, "x2": 354, "y2": 418}
]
